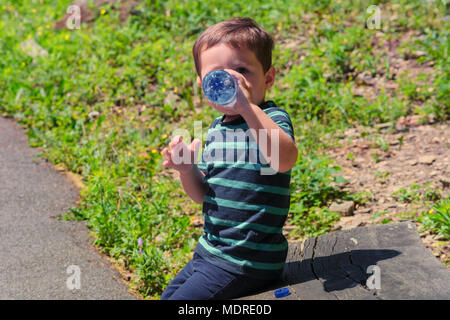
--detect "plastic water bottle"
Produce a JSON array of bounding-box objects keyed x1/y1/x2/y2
[{"x1": 202, "y1": 69, "x2": 238, "y2": 107}]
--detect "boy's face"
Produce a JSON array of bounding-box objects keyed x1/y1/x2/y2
[{"x1": 196, "y1": 43, "x2": 276, "y2": 120}]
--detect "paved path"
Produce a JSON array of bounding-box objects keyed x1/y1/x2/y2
[{"x1": 0, "y1": 116, "x2": 137, "y2": 299}]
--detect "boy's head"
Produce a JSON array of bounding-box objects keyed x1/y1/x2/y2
[{"x1": 193, "y1": 17, "x2": 276, "y2": 112}]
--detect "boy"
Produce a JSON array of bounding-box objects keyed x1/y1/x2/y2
[{"x1": 161, "y1": 17, "x2": 297, "y2": 300}]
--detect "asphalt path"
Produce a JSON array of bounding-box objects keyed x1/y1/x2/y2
[{"x1": 0, "y1": 116, "x2": 137, "y2": 299}]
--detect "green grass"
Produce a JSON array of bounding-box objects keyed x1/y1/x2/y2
[
  {"x1": 418, "y1": 197, "x2": 450, "y2": 240},
  {"x1": 392, "y1": 182, "x2": 442, "y2": 204},
  {"x1": 0, "y1": 0, "x2": 448, "y2": 298}
]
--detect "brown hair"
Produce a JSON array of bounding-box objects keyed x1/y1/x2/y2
[{"x1": 192, "y1": 17, "x2": 274, "y2": 77}]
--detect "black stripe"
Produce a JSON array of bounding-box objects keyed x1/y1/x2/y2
[
  {"x1": 194, "y1": 244, "x2": 284, "y2": 279},
  {"x1": 204, "y1": 238, "x2": 287, "y2": 264},
  {"x1": 209, "y1": 166, "x2": 291, "y2": 188},
  {"x1": 203, "y1": 202, "x2": 288, "y2": 229},
  {"x1": 206, "y1": 184, "x2": 291, "y2": 209},
  {"x1": 204, "y1": 223, "x2": 287, "y2": 245}
]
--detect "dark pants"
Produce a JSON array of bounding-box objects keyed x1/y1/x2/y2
[{"x1": 160, "y1": 253, "x2": 279, "y2": 300}]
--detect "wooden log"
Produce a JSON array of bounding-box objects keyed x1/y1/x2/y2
[{"x1": 239, "y1": 221, "x2": 450, "y2": 300}]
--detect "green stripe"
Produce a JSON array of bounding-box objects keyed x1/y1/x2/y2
[
  {"x1": 267, "y1": 110, "x2": 290, "y2": 121},
  {"x1": 204, "y1": 214, "x2": 282, "y2": 234},
  {"x1": 208, "y1": 123, "x2": 249, "y2": 132},
  {"x1": 276, "y1": 122, "x2": 293, "y2": 132},
  {"x1": 263, "y1": 107, "x2": 279, "y2": 114},
  {"x1": 207, "y1": 161, "x2": 291, "y2": 175},
  {"x1": 199, "y1": 237, "x2": 285, "y2": 270},
  {"x1": 277, "y1": 123, "x2": 295, "y2": 142},
  {"x1": 206, "y1": 141, "x2": 259, "y2": 150},
  {"x1": 207, "y1": 177, "x2": 290, "y2": 195},
  {"x1": 204, "y1": 196, "x2": 289, "y2": 215},
  {"x1": 205, "y1": 231, "x2": 288, "y2": 252}
]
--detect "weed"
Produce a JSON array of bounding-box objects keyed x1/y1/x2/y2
[{"x1": 418, "y1": 197, "x2": 450, "y2": 239}]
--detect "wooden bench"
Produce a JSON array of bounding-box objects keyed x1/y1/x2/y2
[{"x1": 239, "y1": 221, "x2": 450, "y2": 299}]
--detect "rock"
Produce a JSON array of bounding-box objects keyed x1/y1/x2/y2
[
  {"x1": 329, "y1": 200, "x2": 355, "y2": 217},
  {"x1": 54, "y1": 0, "x2": 139, "y2": 29},
  {"x1": 189, "y1": 215, "x2": 203, "y2": 227},
  {"x1": 356, "y1": 207, "x2": 372, "y2": 214},
  {"x1": 354, "y1": 157, "x2": 366, "y2": 164},
  {"x1": 163, "y1": 90, "x2": 180, "y2": 106},
  {"x1": 334, "y1": 215, "x2": 368, "y2": 230},
  {"x1": 283, "y1": 225, "x2": 296, "y2": 232},
  {"x1": 440, "y1": 177, "x2": 450, "y2": 189},
  {"x1": 359, "y1": 178, "x2": 368, "y2": 186},
  {"x1": 404, "y1": 50, "x2": 426, "y2": 59},
  {"x1": 389, "y1": 140, "x2": 400, "y2": 146},
  {"x1": 418, "y1": 155, "x2": 436, "y2": 165},
  {"x1": 385, "y1": 81, "x2": 399, "y2": 90},
  {"x1": 413, "y1": 50, "x2": 426, "y2": 58},
  {"x1": 88, "y1": 110, "x2": 100, "y2": 121},
  {"x1": 20, "y1": 38, "x2": 48, "y2": 58},
  {"x1": 355, "y1": 71, "x2": 375, "y2": 86},
  {"x1": 432, "y1": 137, "x2": 440, "y2": 143},
  {"x1": 430, "y1": 171, "x2": 439, "y2": 177},
  {"x1": 375, "y1": 122, "x2": 391, "y2": 130}
]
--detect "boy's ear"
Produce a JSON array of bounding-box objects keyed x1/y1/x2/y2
[
  {"x1": 264, "y1": 66, "x2": 276, "y2": 90},
  {"x1": 196, "y1": 76, "x2": 202, "y2": 87}
]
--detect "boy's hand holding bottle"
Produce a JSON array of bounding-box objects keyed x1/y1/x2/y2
[{"x1": 202, "y1": 68, "x2": 254, "y2": 114}]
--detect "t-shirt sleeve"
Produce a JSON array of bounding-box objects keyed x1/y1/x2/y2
[{"x1": 265, "y1": 108, "x2": 295, "y2": 143}]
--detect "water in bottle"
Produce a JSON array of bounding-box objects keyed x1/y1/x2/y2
[{"x1": 202, "y1": 69, "x2": 237, "y2": 107}]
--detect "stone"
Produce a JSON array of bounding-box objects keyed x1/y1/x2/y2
[
  {"x1": 440, "y1": 177, "x2": 450, "y2": 189},
  {"x1": 432, "y1": 137, "x2": 440, "y2": 143},
  {"x1": 334, "y1": 214, "x2": 368, "y2": 230},
  {"x1": 355, "y1": 71, "x2": 375, "y2": 86},
  {"x1": 356, "y1": 207, "x2": 372, "y2": 214},
  {"x1": 88, "y1": 110, "x2": 100, "y2": 121},
  {"x1": 20, "y1": 38, "x2": 48, "y2": 58},
  {"x1": 418, "y1": 155, "x2": 436, "y2": 165},
  {"x1": 329, "y1": 200, "x2": 355, "y2": 217},
  {"x1": 163, "y1": 90, "x2": 180, "y2": 106},
  {"x1": 54, "y1": 0, "x2": 139, "y2": 29}
]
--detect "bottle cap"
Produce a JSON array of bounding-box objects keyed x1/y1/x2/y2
[
  {"x1": 202, "y1": 69, "x2": 237, "y2": 106},
  {"x1": 274, "y1": 287, "x2": 290, "y2": 298}
]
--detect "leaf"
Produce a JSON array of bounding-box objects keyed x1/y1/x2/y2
[{"x1": 334, "y1": 175, "x2": 348, "y2": 184}]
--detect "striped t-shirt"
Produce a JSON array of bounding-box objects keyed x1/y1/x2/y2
[{"x1": 195, "y1": 100, "x2": 295, "y2": 279}]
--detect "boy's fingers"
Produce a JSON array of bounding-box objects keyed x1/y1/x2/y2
[
  {"x1": 223, "y1": 68, "x2": 238, "y2": 78},
  {"x1": 163, "y1": 157, "x2": 174, "y2": 168},
  {"x1": 169, "y1": 135, "x2": 182, "y2": 149},
  {"x1": 241, "y1": 77, "x2": 250, "y2": 89},
  {"x1": 162, "y1": 148, "x2": 171, "y2": 160},
  {"x1": 224, "y1": 68, "x2": 245, "y2": 83}
]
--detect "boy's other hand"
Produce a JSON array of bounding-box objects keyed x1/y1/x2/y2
[{"x1": 162, "y1": 135, "x2": 201, "y2": 174}]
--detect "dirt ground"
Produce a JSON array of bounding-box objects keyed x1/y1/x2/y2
[{"x1": 324, "y1": 115, "x2": 449, "y2": 267}]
